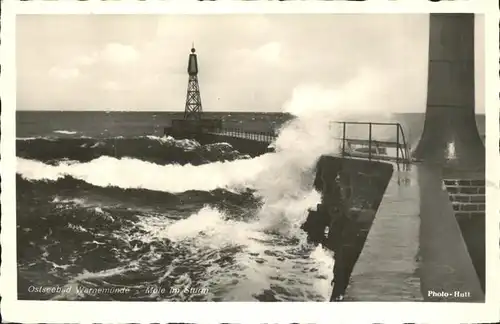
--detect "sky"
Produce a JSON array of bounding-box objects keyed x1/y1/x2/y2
[{"x1": 17, "y1": 14, "x2": 485, "y2": 113}]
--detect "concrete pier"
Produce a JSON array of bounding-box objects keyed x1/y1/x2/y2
[
  {"x1": 345, "y1": 166, "x2": 421, "y2": 301},
  {"x1": 344, "y1": 163, "x2": 484, "y2": 302}
]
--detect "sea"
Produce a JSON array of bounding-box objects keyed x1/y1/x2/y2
[{"x1": 15, "y1": 111, "x2": 485, "y2": 301}]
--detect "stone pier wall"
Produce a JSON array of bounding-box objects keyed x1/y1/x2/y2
[{"x1": 311, "y1": 156, "x2": 394, "y2": 299}]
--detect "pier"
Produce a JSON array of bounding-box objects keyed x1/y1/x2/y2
[{"x1": 164, "y1": 13, "x2": 485, "y2": 302}]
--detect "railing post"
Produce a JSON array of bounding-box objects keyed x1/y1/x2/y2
[
  {"x1": 396, "y1": 124, "x2": 400, "y2": 170},
  {"x1": 368, "y1": 122, "x2": 372, "y2": 161},
  {"x1": 342, "y1": 122, "x2": 346, "y2": 157}
]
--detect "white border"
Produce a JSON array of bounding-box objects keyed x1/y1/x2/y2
[{"x1": 1, "y1": 0, "x2": 499, "y2": 323}]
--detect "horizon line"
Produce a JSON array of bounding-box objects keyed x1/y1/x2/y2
[{"x1": 15, "y1": 109, "x2": 486, "y2": 115}]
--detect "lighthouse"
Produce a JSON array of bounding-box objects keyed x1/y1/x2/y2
[
  {"x1": 184, "y1": 46, "x2": 203, "y2": 120},
  {"x1": 164, "y1": 45, "x2": 222, "y2": 138}
]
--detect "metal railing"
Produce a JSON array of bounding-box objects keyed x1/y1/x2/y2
[
  {"x1": 208, "y1": 122, "x2": 412, "y2": 169},
  {"x1": 332, "y1": 121, "x2": 411, "y2": 170},
  {"x1": 210, "y1": 127, "x2": 277, "y2": 143}
]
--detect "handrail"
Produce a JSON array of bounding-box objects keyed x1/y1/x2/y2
[
  {"x1": 334, "y1": 121, "x2": 404, "y2": 126},
  {"x1": 208, "y1": 122, "x2": 412, "y2": 169},
  {"x1": 332, "y1": 121, "x2": 411, "y2": 170},
  {"x1": 399, "y1": 123, "x2": 411, "y2": 166},
  {"x1": 211, "y1": 127, "x2": 276, "y2": 143}
]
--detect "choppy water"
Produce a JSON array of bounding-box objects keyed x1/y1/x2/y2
[
  {"x1": 15, "y1": 111, "x2": 484, "y2": 301},
  {"x1": 16, "y1": 111, "x2": 334, "y2": 301}
]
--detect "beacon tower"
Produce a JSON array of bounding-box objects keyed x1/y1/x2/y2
[
  {"x1": 184, "y1": 46, "x2": 203, "y2": 120},
  {"x1": 164, "y1": 45, "x2": 221, "y2": 138}
]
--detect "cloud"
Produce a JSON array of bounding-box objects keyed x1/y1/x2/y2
[
  {"x1": 73, "y1": 54, "x2": 98, "y2": 67},
  {"x1": 63, "y1": 43, "x2": 139, "y2": 71},
  {"x1": 101, "y1": 81, "x2": 122, "y2": 92},
  {"x1": 48, "y1": 66, "x2": 80, "y2": 80},
  {"x1": 101, "y1": 43, "x2": 139, "y2": 64},
  {"x1": 254, "y1": 42, "x2": 282, "y2": 64},
  {"x1": 46, "y1": 42, "x2": 139, "y2": 86}
]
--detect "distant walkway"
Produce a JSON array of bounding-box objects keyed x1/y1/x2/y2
[
  {"x1": 345, "y1": 166, "x2": 422, "y2": 301},
  {"x1": 208, "y1": 130, "x2": 275, "y2": 143}
]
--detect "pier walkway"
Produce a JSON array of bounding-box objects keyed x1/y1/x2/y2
[
  {"x1": 344, "y1": 163, "x2": 484, "y2": 302},
  {"x1": 345, "y1": 165, "x2": 422, "y2": 301}
]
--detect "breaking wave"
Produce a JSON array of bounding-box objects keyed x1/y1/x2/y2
[
  {"x1": 16, "y1": 135, "x2": 248, "y2": 166},
  {"x1": 54, "y1": 130, "x2": 78, "y2": 135}
]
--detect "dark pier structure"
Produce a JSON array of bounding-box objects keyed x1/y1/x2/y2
[{"x1": 163, "y1": 14, "x2": 485, "y2": 302}]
